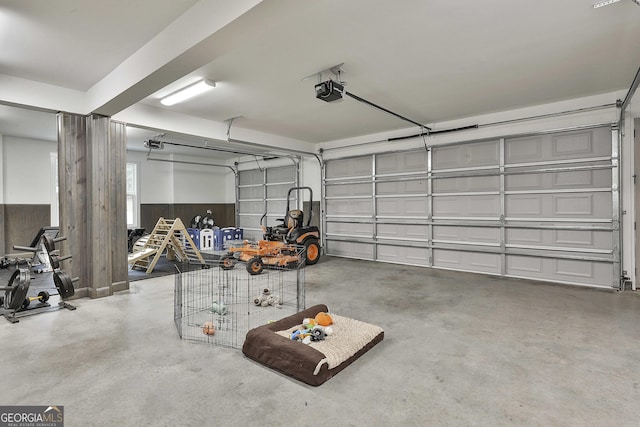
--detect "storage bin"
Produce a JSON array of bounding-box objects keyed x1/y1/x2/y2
[{"x1": 186, "y1": 228, "x2": 200, "y2": 249}]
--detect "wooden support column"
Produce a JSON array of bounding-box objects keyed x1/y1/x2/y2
[{"x1": 57, "y1": 113, "x2": 129, "y2": 298}]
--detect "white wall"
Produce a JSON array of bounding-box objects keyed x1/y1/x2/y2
[
  {"x1": 128, "y1": 150, "x2": 174, "y2": 204},
  {"x1": 127, "y1": 150, "x2": 233, "y2": 204},
  {"x1": 301, "y1": 156, "x2": 321, "y2": 196},
  {"x1": 2, "y1": 135, "x2": 56, "y2": 204},
  {"x1": 172, "y1": 155, "x2": 229, "y2": 203}
]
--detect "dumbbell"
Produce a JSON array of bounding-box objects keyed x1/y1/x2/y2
[
  {"x1": 42, "y1": 235, "x2": 67, "y2": 253},
  {"x1": 21, "y1": 291, "x2": 50, "y2": 309}
]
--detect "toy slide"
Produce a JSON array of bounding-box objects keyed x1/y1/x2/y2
[{"x1": 127, "y1": 247, "x2": 158, "y2": 264}]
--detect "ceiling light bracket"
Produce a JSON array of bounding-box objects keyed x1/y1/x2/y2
[{"x1": 225, "y1": 115, "x2": 243, "y2": 140}]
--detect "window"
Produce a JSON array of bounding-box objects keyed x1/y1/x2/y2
[
  {"x1": 50, "y1": 152, "x2": 58, "y2": 226},
  {"x1": 126, "y1": 163, "x2": 138, "y2": 227}
]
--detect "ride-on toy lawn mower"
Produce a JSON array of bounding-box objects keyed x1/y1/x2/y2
[{"x1": 220, "y1": 187, "x2": 321, "y2": 275}]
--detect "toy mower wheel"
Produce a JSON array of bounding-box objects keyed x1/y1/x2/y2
[
  {"x1": 246, "y1": 256, "x2": 264, "y2": 275},
  {"x1": 304, "y1": 239, "x2": 320, "y2": 265},
  {"x1": 220, "y1": 254, "x2": 236, "y2": 270}
]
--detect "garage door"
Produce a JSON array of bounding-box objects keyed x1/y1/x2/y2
[
  {"x1": 237, "y1": 165, "x2": 298, "y2": 241},
  {"x1": 324, "y1": 125, "x2": 620, "y2": 288}
]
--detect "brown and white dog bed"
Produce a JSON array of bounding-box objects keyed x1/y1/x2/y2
[{"x1": 242, "y1": 304, "x2": 384, "y2": 386}]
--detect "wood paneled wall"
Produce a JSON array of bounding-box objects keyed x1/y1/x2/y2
[{"x1": 2, "y1": 204, "x2": 50, "y2": 252}]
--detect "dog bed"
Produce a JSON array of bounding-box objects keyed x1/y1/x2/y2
[{"x1": 242, "y1": 304, "x2": 384, "y2": 386}]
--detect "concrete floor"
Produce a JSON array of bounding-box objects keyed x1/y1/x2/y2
[{"x1": 1, "y1": 256, "x2": 640, "y2": 426}]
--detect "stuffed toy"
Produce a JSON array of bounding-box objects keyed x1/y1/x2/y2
[
  {"x1": 302, "y1": 317, "x2": 316, "y2": 329},
  {"x1": 291, "y1": 317, "x2": 333, "y2": 344},
  {"x1": 202, "y1": 321, "x2": 216, "y2": 336},
  {"x1": 209, "y1": 302, "x2": 228, "y2": 315},
  {"x1": 253, "y1": 288, "x2": 281, "y2": 307},
  {"x1": 315, "y1": 312, "x2": 333, "y2": 326}
]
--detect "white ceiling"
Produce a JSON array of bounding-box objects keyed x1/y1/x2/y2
[{"x1": 0, "y1": 0, "x2": 639, "y2": 157}]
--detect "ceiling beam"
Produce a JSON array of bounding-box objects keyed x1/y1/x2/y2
[{"x1": 87, "y1": 0, "x2": 265, "y2": 116}]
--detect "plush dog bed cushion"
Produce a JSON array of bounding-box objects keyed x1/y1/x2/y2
[{"x1": 242, "y1": 304, "x2": 384, "y2": 386}]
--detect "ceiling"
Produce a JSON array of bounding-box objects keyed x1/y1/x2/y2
[{"x1": 0, "y1": 0, "x2": 639, "y2": 158}]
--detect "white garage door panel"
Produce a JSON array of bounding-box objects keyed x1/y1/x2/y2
[
  {"x1": 377, "y1": 244, "x2": 429, "y2": 266},
  {"x1": 377, "y1": 180, "x2": 427, "y2": 195},
  {"x1": 433, "y1": 226, "x2": 500, "y2": 245},
  {"x1": 506, "y1": 168, "x2": 611, "y2": 191},
  {"x1": 238, "y1": 216, "x2": 261, "y2": 241},
  {"x1": 433, "y1": 176, "x2": 499, "y2": 193},
  {"x1": 505, "y1": 128, "x2": 610, "y2": 163},
  {"x1": 506, "y1": 228, "x2": 612, "y2": 251},
  {"x1": 239, "y1": 200, "x2": 264, "y2": 214},
  {"x1": 326, "y1": 156, "x2": 372, "y2": 178},
  {"x1": 326, "y1": 183, "x2": 371, "y2": 197},
  {"x1": 433, "y1": 249, "x2": 501, "y2": 274},
  {"x1": 326, "y1": 199, "x2": 372, "y2": 216},
  {"x1": 433, "y1": 195, "x2": 500, "y2": 217},
  {"x1": 238, "y1": 216, "x2": 258, "y2": 228},
  {"x1": 432, "y1": 140, "x2": 500, "y2": 170},
  {"x1": 239, "y1": 186, "x2": 263, "y2": 199},
  {"x1": 377, "y1": 197, "x2": 428, "y2": 216},
  {"x1": 266, "y1": 200, "x2": 288, "y2": 216},
  {"x1": 327, "y1": 241, "x2": 374, "y2": 259},
  {"x1": 239, "y1": 169, "x2": 263, "y2": 185},
  {"x1": 326, "y1": 222, "x2": 373, "y2": 237},
  {"x1": 376, "y1": 151, "x2": 428, "y2": 174},
  {"x1": 377, "y1": 223, "x2": 429, "y2": 240},
  {"x1": 267, "y1": 184, "x2": 294, "y2": 198},
  {"x1": 266, "y1": 167, "x2": 296, "y2": 183},
  {"x1": 506, "y1": 255, "x2": 613, "y2": 286},
  {"x1": 506, "y1": 193, "x2": 611, "y2": 219}
]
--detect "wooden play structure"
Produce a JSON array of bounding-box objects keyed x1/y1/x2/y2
[{"x1": 128, "y1": 217, "x2": 205, "y2": 273}]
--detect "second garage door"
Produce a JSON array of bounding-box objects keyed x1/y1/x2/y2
[{"x1": 324, "y1": 125, "x2": 619, "y2": 289}]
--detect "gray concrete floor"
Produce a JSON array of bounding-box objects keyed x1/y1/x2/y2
[{"x1": 1, "y1": 256, "x2": 640, "y2": 426}]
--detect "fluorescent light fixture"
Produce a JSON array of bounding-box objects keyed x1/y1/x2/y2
[
  {"x1": 160, "y1": 79, "x2": 215, "y2": 106},
  {"x1": 593, "y1": 0, "x2": 622, "y2": 7}
]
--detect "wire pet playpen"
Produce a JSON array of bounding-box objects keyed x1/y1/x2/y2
[{"x1": 174, "y1": 249, "x2": 305, "y2": 349}]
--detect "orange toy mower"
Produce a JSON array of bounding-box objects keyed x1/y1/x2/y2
[{"x1": 220, "y1": 187, "x2": 321, "y2": 275}]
